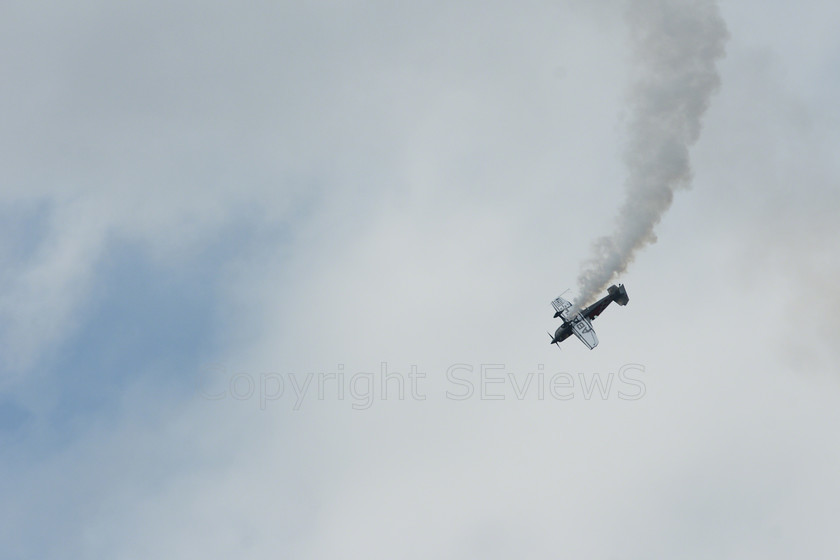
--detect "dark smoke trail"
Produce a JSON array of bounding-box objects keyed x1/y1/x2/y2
[{"x1": 570, "y1": 0, "x2": 728, "y2": 313}]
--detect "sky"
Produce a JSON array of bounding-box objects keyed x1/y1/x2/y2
[{"x1": 1, "y1": 0, "x2": 839, "y2": 558}]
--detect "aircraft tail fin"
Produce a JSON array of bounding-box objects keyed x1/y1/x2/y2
[{"x1": 608, "y1": 284, "x2": 629, "y2": 306}]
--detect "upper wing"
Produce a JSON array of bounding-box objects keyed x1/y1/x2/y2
[
  {"x1": 570, "y1": 316, "x2": 599, "y2": 349},
  {"x1": 551, "y1": 296, "x2": 573, "y2": 320}
]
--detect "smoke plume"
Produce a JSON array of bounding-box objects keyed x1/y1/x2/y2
[{"x1": 571, "y1": 0, "x2": 728, "y2": 313}]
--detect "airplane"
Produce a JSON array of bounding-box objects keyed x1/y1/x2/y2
[{"x1": 548, "y1": 284, "x2": 629, "y2": 349}]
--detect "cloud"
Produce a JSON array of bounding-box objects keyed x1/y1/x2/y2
[
  {"x1": 572, "y1": 0, "x2": 728, "y2": 312},
  {"x1": 2, "y1": 1, "x2": 840, "y2": 559}
]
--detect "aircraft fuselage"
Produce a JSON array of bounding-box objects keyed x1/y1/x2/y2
[{"x1": 552, "y1": 322, "x2": 574, "y2": 344}]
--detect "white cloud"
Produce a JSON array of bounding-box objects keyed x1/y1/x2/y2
[{"x1": 2, "y1": 1, "x2": 840, "y2": 558}]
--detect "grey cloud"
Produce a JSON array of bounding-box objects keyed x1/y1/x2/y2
[{"x1": 572, "y1": 0, "x2": 728, "y2": 311}]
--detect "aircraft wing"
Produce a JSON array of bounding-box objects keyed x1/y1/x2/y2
[
  {"x1": 551, "y1": 296, "x2": 573, "y2": 320},
  {"x1": 571, "y1": 316, "x2": 599, "y2": 349}
]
